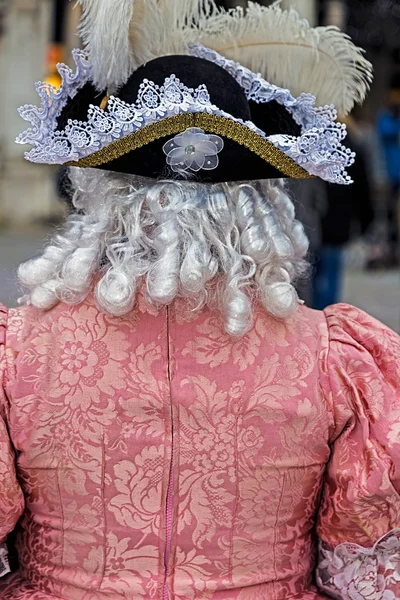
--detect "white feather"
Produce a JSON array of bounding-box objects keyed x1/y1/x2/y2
[
  {"x1": 192, "y1": 2, "x2": 373, "y2": 114},
  {"x1": 77, "y1": 0, "x2": 220, "y2": 90},
  {"x1": 76, "y1": 0, "x2": 372, "y2": 114},
  {"x1": 127, "y1": 0, "x2": 222, "y2": 66},
  {"x1": 78, "y1": 0, "x2": 136, "y2": 91}
]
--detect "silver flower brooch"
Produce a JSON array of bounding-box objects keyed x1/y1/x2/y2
[{"x1": 163, "y1": 127, "x2": 224, "y2": 173}]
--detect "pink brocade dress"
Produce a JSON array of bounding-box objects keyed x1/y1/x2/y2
[{"x1": 0, "y1": 298, "x2": 400, "y2": 600}]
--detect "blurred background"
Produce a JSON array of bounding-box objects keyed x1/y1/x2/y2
[{"x1": 0, "y1": 0, "x2": 399, "y2": 330}]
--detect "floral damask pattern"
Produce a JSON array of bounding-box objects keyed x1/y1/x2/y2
[
  {"x1": 0, "y1": 298, "x2": 400, "y2": 599},
  {"x1": 109, "y1": 447, "x2": 165, "y2": 535}
]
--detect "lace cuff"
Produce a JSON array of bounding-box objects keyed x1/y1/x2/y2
[
  {"x1": 0, "y1": 544, "x2": 10, "y2": 578},
  {"x1": 316, "y1": 530, "x2": 400, "y2": 600}
]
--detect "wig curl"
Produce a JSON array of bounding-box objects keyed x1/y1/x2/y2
[{"x1": 19, "y1": 168, "x2": 309, "y2": 336}]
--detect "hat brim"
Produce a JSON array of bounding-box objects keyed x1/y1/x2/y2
[
  {"x1": 66, "y1": 112, "x2": 310, "y2": 182},
  {"x1": 17, "y1": 48, "x2": 354, "y2": 184}
]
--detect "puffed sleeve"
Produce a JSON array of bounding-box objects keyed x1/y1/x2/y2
[
  {"x1": 0, "y1": 305, "x2": 24, "y2": 577},
  {"x1": 317, "y1": 304, "x2": 400, "y2": 599}
]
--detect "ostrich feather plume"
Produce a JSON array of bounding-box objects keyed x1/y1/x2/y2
[
  {"x1": 78, "y1": 0, "x2": 136, "y2": 91},
  {"x1": 77, "y1": 0, "x2": 372, "y2": 114},
  {"x1": 195, "y1": 2, "x2": 373, "y2": 114},
  {"x1": 77, "y1": 0, "x2": 221, "y2": 90}
]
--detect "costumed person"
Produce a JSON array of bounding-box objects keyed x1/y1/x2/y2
[
  {"x1": 3, "y1": 2, "x2": 400, "y2": 599},
  {"x1": 289, "y1": 178, "x2": 327, "y2": 307},
  {"x1": 312, "y1": 115, "x2": 375, "y2": 310}
]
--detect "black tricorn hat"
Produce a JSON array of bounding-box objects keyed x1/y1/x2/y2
[
  {"x1": 18, "y1": 1, "x2": 373, "y2": 186},
  {"x1": 17, "y1": 45, "x2": 358, "y2": 185},
  {"x1": 57, "y1": 54, "x2": 305, "y2": 183}
]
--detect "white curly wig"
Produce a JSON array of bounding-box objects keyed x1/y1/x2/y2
[{"x1": 18, "y1": 168, "x2": 309, "y2": 336}]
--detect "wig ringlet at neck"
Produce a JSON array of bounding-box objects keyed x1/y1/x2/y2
[{"x1": 18, "y1": 168, "x2": 309, "y2": 337}]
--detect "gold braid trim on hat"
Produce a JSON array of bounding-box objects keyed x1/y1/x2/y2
[{"x1": 67, "y1": 113, "x2": 311, "y2": 179}]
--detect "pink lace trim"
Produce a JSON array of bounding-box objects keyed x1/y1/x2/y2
[
  {"x1": 317, "y1": 530, "x2": 400, "y2": 599},
  {"x1": 0, "y1": 544, "x2": 10, "y2": 578}
]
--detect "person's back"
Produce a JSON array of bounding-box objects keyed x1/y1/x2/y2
[
  {"x1": 2, "y1": 295, "x2": 400, "y2": 599},
  {"x1": 3, "y1": 2, "x2": 397, "y2": 599}
]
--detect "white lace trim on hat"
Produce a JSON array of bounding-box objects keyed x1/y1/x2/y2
[
  {"x1": 17, "y1": 46, "x2": 355, "y2": 185},
  {"x1": 190, "y1": 44, "x2": 356, "y2": 185}
]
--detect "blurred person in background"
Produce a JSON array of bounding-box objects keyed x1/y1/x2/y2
[
  {"x1": 377, "y1": 72, "x2": 400, "y2": 266},
  {"x1": 353, "y1": 106, "x2": 387, "y2": 197},
  {"x1": 352, "y1": 106, "x2": 389, "y2": 269},
  {"x1": 312, "y1": 115, "x2": 375, "y2": 309},
  {"x1": 294, "y1": 115, "x2": 375, "y2": 310},
  {"x1": 290, "y1": 179, "x2": 327, "y2": 306}
]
